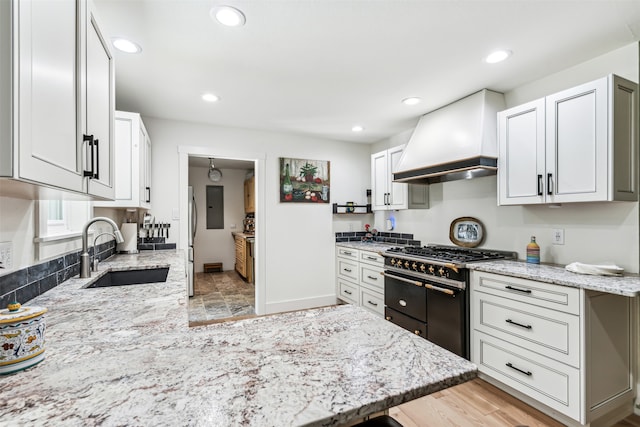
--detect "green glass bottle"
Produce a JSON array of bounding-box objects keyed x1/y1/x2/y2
[{"x1": 283, "y1": 163, "x2": 293, "y2": 195}]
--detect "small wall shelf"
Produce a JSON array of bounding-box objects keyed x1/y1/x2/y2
[{"x1": 332, "y1": 203, "x2": 372, "y2": 214}]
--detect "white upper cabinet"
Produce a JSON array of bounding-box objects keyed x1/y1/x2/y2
[
  {"x1": 0, "y1": 0, "x2": 114, "y2": 200},
  {"x1": 498, "y1": 75, "x2": 638, "y2": 205},
  {"x1": 95, "y1": 111, "x2": 152, "y2": 209},
  {"x1": 371, "y1": 145, "x2": 408, "y2": 210}
]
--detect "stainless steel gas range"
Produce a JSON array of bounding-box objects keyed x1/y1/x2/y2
[{"x1": 382, "y1": 245, "x2": 517, "y2": 359}]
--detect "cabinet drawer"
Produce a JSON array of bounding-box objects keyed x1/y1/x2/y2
[
  {"x1": 473, "y1": 331, "x2": 580, "y2": 421},
  {"x1": 337, "y1": 247, "x2": 359, "y2": 260},
  {"x1": 360, "y1": 264, "x2": 383, "y2": 291},
  {"x1": 472, "y1": 271, "x2": 580, "y2": 315},
  {"x1": 360, "y1": 250, "x2": 384, "y2": 266},
  {"x1": 337, "y1": 258, "x2": 359, "y2": 282},
  {"x1": 337, "y1": 278, "x2": 359, "y2": 305},
  {"x1": 473, "y1": 291, "x2": 580, "y2": 367},
  {"x1": 360, "y1": 288, "x2": 384, "y2": 316},
  {"x1": 385, "y1": 307, "x2": 427, "y2": 338}
]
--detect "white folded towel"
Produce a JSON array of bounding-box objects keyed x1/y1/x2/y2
[{"x1": 565, "y1": 262, "x2": 624, "y2": 276}]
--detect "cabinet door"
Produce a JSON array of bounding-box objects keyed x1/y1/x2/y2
[
  {"x1": 84, "y1": 1, "x2": 114, "y2": 199},
  {"x1": 387, "y1": 145, "x2": 408, "y2": 209},
  {"x1": 16, "y1": 0, "x2": 84, "y2": 192},
  {"x1": 546, "y1": 78, "x2": 608, "y2": 203},
  {"x1": 371, "y1": 150, "x2": 388, "y2": 210},
  {"x1": 141, "y1": 123, "x2": 152, "y2": 208},
  {"x1": 498, "y1": 99, "x2": 545, "y2": 205}
]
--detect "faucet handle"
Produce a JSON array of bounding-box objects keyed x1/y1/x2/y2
[{"x1": 92, "y1": 257, "x2": 99, "y2": 272}]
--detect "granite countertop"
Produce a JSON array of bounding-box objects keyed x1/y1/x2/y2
[
  {"x1": 336, "y1": 241, "x2": 398, "y2": 252},
  {"x1": 468, "y1": 260, "x2": 640, "y2": 297},
  {"x1": 2, "y1": 250, "x2": 477, "y2": 426}
]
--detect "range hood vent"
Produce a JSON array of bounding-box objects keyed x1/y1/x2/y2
[{"x1": 393, "y1": 89, "x2": 505, "y2": 184}]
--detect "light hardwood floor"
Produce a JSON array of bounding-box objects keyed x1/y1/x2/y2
[{"x1": 389, "y1": 378, "x2": 640, "y2": 427}]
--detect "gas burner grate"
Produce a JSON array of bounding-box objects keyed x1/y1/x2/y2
[{"x1": 386, "y1": 245, "x2": 516, "y2": 263}]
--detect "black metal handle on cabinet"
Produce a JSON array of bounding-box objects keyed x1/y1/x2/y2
[
  {"x1": 344, "y1": 290, "x2": 352, "y2": 295},
  {"x1": 367, "y1": 300, "x2": 378, "y2": 307},
  {"x1": 367, "y1": 275, "x2": 378, "y2": 281},
  {"x1": 505, "y1": 285, "x2": 532, "y2": 294},
  {"x1": 146, "y1": 187, "x2": 151, "y2": 203},
  {"x1": 93, "y1": 139, "x2": 100, "y2": 180},
  {"x1": 343, "y1": 268, "x2": 352, "y2": 273},
  {"x1": 506, "y1": 362, "x2": 532, "y2": 376},
  {"x1": 83, "y1": 134, "x2": 95, "y2": 177},
  {"x1": 547, "y1": 173, "x2": 553, "y2": 195},
  {"x1": 506, "y1": 319, "x2": 532, "y2": 330},
  {"x1": 537, "y1": 174, "x2": 543, "y2": 196}
]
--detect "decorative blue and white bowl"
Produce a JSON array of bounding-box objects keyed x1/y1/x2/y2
[{"x1": 0, "y1": 302, "x2": 47, "y2": 375}]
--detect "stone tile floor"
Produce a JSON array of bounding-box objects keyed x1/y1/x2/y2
[{"x1": 188, "y1": 271, "x2": 255, "y2": 324}]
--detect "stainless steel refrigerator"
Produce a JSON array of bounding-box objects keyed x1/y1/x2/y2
[{"x1": 187, "y1": 186, "x2": 196, "y2": 297}]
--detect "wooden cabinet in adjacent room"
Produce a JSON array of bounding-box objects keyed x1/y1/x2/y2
[{"x1": 244, "y1": 176, "x2": 255, "y2": 213}]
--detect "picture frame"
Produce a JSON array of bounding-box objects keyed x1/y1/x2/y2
[
  {"x1": 279, "y1": 157, "x2": 330, "y2": 203},
  {"x1": 449, "y1": 216, "x2": 484, "y2": 248}
]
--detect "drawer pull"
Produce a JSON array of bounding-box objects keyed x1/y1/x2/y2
[
  {"x1": 343, "y1": 251, "x2": 353, "y2": 255},
  {"x1": 381, "y1": 272, "x2": 423, "y2": 287},
  {"x1": 343, "y1": 268, "x2": 352, "y2": 273},
  {"x1": 367, "y1": 300, "x2": 378, "y2": 307},
  {"x1": 366, "y1": 256, "x2": 377, "y2": 260},
  {"x1": 506, "y1": 319, "x2": 532, "y2": 330},
  {"x1": 399, "y1": 299, "x2": 407, "y2": 307},
  {"x1": 505, "y1": 285, "x2": 532, "y2": 294},
  {"x1": 424, "y1": 283, "x2": 455, "y2": 295},
  {"x1": 344, "y1": 290, "x2": 352, "y2": 295},
  {"x1": 506, "y1": 362, "x2": 532, "y2": 376},
  {"x1": 367, "y1": 275, "x2": 378, "y2": 280},
  {"x1": 385, "y1": 316, "x2": 392, "y2": 321},
  {"x1": 414, "y1": 330, "x2": 422, "y2": 335}
]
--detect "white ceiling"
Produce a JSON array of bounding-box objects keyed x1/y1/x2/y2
[{"x1": 94, "y1": 0, "x2": 640, "y2": 144}]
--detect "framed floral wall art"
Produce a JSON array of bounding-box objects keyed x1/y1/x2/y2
[{"x1": 280, "y1": 157, "x2": 330, "y2": 203}]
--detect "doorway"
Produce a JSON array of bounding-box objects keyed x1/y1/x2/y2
[{"x1": 178, "y1": 147, "x2": 266, "y2": 322}]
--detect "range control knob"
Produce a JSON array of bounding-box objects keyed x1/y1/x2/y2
[
  {"x1": 420, "y1": 264, "x2": 426, "y2": 272},
  {"x1": 428, "y1": 265, "x2": 435, "y2": 274},
  {"x1": 390, "y1": 259, "x2": 396, "y2": 266},
  {"x1": 404, "y1": 261, "x2": 410, "y2": 269},
  {"x1": 411, "y1": 262, "x2": 418, "y2": 271},
  {"x1": 438, "y1": 267, "x2": 446, "y2": 276}
]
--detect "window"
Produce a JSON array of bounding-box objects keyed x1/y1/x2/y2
[{"x1": 37, "y1": 200, "x2": 91, "y2": 239}]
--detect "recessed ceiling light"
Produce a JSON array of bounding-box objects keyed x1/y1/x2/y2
[
  {"x1": 352, "y1": 125, "x2": 364, "y2": 132},
  {"x1": 485, "y1": 49, "x2": 512, "y2": 64},
  {"x1": 111, "y1": 38, "x2": 142, "y2": 54},
  {"x1": 202, "y1": 93, "x2": 220, "y2": 102},
  {"x1": 402, "y1": 97, "x2": 422, "y2": 106},
  {"x1": 210, "y1": 6, "x2": 246, "y2": 27}
]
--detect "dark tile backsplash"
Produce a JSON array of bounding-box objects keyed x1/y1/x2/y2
[
  {"x1": 334, "y1": 231, "x2": 420, "y2": 246},
  {"x1": 0, "y1": 240, "x2": 117, "y2": 308}
]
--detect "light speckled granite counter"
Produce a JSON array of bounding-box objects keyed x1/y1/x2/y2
[
  {"x1": 336, "y1": 241, "x2": 398, "y2": 252},
  {"x1": 468, "y1": 260, "x2": 640, "y2": 297},
  {"x1": 2, "y1": 250, "x2": 477, "y2": 426}
]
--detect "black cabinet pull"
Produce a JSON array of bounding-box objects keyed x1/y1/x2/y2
[
  {"x1": 547, "y1": 173, "x2": 553, "y2": 195},
  {"x1": 83, "y1": 134, "x2": 95, "y2": 177},
  {"x1": 343, "y1": 268, "x2": 352, "y2": 273},
  {"x1": 344, "y1": 289, "x2": 352, "y2": 295},
  {"x1": 506, "y1": 319, "x2": 532, "y2": 329},
  {"x1": 146, "y1": 187, "x2": 151, "y2": 203},
  {"x1": 537, "y1": 174, "x2": 543, "y2": 196},
  {"x1": 366, "y1": 275, "x2": 378, "y2": 280},
  {"x1": 367, "y1": 300, "x2": 378, "y2": 307},
  {"x1": 505, "y1": 285, "x2": 532, "y2": 294},
  {"x1": 506, "y1": 362, "x2": 532, "y2": 376},
  {"x1": 93, "y1": 139, "x2": 100, "y2": 180}
]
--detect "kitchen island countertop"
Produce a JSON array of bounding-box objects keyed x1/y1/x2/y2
[
  {"x1": 2, "y1": 250, "x2": 477, "y2": 426},
  {"x1": 468, "y1": 260, "x2": 640, "y2": 297}
]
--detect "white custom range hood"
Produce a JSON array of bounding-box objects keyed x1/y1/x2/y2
[{"x1": 393, "y1": 89, "x2": 505, "y2": 184}]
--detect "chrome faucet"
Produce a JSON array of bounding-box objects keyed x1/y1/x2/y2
[{"x1": 80, "y1": 217, "x2": 124, "y2": 278}]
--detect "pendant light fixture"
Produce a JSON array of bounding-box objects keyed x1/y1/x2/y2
[{"x1": 208, "y1": 158, "x2": 222, "y2": 182}]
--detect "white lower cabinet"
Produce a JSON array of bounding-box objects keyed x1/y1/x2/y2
[
  {"x1": 336, "y1": 246, "x2": 385, "y2": 317},
  {"x1": 471, "y1": 271, "x2": 635, "y2": 426}
]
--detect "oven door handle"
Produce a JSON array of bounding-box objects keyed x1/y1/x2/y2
[
  {"x1": 424, "y1": 283, "x2": 456, "y2": 295},
  {"x1": 381, "y1": 271, "x2": 423, "y2": 287}
]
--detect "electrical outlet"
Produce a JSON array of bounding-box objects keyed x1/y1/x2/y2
[
  {"x1": 552, "y1": 229, "x2": 565, "y2": 245},
  {"x1": 0, "y1": 241, "x2": 13, "y2": 270}
]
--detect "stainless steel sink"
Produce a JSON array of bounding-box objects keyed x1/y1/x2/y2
[{"x1": 85, "y1": 267, "x2": 169, "y2": 288}]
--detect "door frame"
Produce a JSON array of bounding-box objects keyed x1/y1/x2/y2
[{"x1": 178, "y1": 145, "x2": 266, "y2": 315}]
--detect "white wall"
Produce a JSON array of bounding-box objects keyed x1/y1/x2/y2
[
  {"x1": 144, "y1": 118, "x2": 371, "y2": 313},
  {"x1": 0, "y1": 196, "x2": 35, "y2": 270},
  {"x1": 189, "y1": 166, "x2": 248, "y2": 273},
  {"x1": 371, "y1": 42, "x2": 640, "y2": 272}
]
